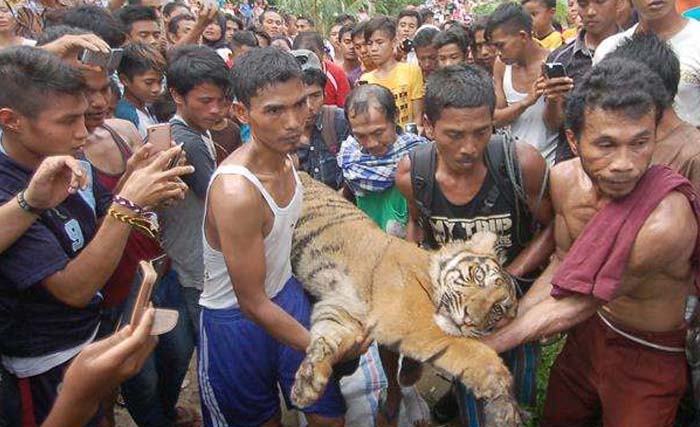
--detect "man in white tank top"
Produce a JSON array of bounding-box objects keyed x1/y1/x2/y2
[
  {"x1": 197, "y1": 47, "x2": 351, "y2": 427},
  {"x1": 489, "y1": 3, "x2": 559, "y2": 164}
]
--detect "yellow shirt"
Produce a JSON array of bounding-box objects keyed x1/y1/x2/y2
[
  {"x1": 562, "y1": 27, "x2": 578, "y2": 43},
  {"x1": 537, "y1": 31, "x2": 565, "y2": 51},
  {"x1": 360, "y1": 62, "x2": 425, "y2": 127}
]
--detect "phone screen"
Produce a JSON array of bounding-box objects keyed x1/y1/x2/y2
[{"x1": 544, "y1": 62, "x2": 566, "y2": 79}]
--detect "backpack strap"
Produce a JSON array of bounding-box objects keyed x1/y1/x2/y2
[
  {"x1": 408, "y1": 142, "x2": 437, "y2": 230},
  {"x1": 320, "y1": 106, "x2": 340, "y2": 155}
]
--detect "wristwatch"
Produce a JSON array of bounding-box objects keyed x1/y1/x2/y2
[{"x1": 17, "y1": 190, "x2": 45, "y2": 216}]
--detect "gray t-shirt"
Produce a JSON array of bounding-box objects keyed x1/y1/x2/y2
[{"x1": 160, "y1": 116, "x2": 216, "y2": 289}]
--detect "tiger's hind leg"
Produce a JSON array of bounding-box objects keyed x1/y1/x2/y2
[{"x1": 291, "y1": 270, "x2": 367, "y2": 408}]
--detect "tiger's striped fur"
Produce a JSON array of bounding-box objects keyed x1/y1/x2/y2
[{"x1": 290, "y1": 173, "x2": 522, "y2": 427}]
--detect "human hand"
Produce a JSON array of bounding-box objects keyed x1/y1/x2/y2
[
  {"x1": 24, "y1": 156, "x2": 89, "y2": 210},
  {"x1": 117, "y1": 145, "x2": 194, "y2": 209},
  {"x1": 42, "y1": 309, "x2": 157, "y2": 427},
  {"x1": 525, "y1": 76, "x2": 546, "y2": 106},
  {"x1": 39, "y1": 34, "x2": 111, "y2": 71},
  {"x1": 196, "y1": 4, "x2": 217, "y2": 27},
  {"x1": 541, "y1": 76, "x2": 574, "y2": 102}
]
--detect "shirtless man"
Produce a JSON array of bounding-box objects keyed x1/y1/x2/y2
[
  {"x1": 482, "y1": 58, "x2": 698, "y2": 426},
  {"x1": 198, "y1": 47, "x2": 354, "y2": 427}
]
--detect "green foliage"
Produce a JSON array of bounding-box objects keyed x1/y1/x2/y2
[{"x1": 526, "y1": 337, "x2": 566, "y2": 427}]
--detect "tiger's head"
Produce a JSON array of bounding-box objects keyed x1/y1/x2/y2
[{"x1": 429, "y1": 231, "x2": 518, "y2": 338}]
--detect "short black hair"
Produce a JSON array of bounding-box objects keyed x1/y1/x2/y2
[
  {"x1": 345, "y1": 83, "x2": 397, "y2": 125},
  {"x1": 59, "y1": 6, "x2": 126, "y2": 48},
  {"x1": 252, "y1": 28, "x2": 271, "y2": 46},
  {"x1": 351, "y1": 21, "x2": 367, "y2": 40},
  {"x1": 364, "y1": 15, "x2": 396, "y2": 41},
  {"x1": 296, "y1": 15, "x2": 315, "y2": 28},
  {"x1": 608, "y1": 32, "x2": 680, "y2": 100},
  {"x1": 272, "y1": 35, "x2": 292, "y2": 49},
  {"x1": 231, "y1": 46, "x2": 302, "y2": 107},
  {"x1": 36, "y1": 25, "x2": 90, "y2": 46},
  {"x1": 116, "y1": 5, "x2": 159, "y2": 34},
  {"x1": 0, "y1": 46, "x2": 86, "y2": 118},
  {"x1": 565, "y1": 57, "x2": 667, "y2": 139},
  {"x1": 302, "y1": 68, "x2": 327, "y2": 88},
  {"x1": 397, "y1": 9, "x2": 423, "y2": 27},
  {"x1": 522, "y1": 0, "x2": 557, "y2": 9},
  {"x1": 258, "y1": 7, "x2": 282, "y2": 24},
  {"x1": 472, "y1": 15, "x2": 488, "y2": 33},
  {"x1": 338, "y1": 23, "x2": 354, "y2": 42},
  {"x1": 167, "y1": 13, "x2": 194, "y2": 36},
  {"x1": 231, "y1": 30, "x2": 259, "y2": 49},
  {"x1": 225, "y1": 13, "x2": 244, "y2": 31},
  {"x1": 425, "y1": 64, "x2": 496, "y2": 123},
  {"x1": 163, "y1": 1, "x2": 188, "y2": 18},
  {"x1": 486, "y1": 3, "x2": 532, "y2": 40},
  {"x1": 292, "y1": 31, "x2": 325, "y2": 57},
  {"x1": 167, "y1": 45, "x2": 232, "y2": 97},
  {"x1": 433, "y1": 27, "x2": 471, "y2": 53},
  {"x1": 419, "y1": 8, "x2": 434, "y2": 22},
  {"x1": 334, "y1": 13, "x2": 356, "y2": 26},
  {"x1": 413, "y1": 26, "x2": 439, "y2": 49},
  {"x1": 119, "y1": 42, "x2": 166, "y2": 81}
]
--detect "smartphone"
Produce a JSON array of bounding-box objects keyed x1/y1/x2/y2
[
  {"x1": 146, "y1": 123, "x2": 172, "y2": 152},
  {"x1": 543, "y1": 62, "x2": 567, "y2": 79},
  {"x1": 122, "y1": 260, "x2": 158, "y2": 330},
  {"x1": 402, "y1": 39, "x2": 414, "y2": 53},
  {"x1": 78, "y1": 48, "x2": 124, "y2": 70}
]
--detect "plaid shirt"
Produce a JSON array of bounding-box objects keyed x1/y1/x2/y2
[
  {"x1": 297, "y1": 108, "x2": 350, "y2": 190},
  {"x1": 338, "y1": 131, "x2": 427, "y2": 196}
]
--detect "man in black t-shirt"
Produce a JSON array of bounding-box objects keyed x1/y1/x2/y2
[{"x1": 396, "y1": 64, "x2": 553, "y2": 425}]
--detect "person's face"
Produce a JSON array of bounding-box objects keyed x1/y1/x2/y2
[
  {"x1": 203, "y1": 21, "x2": 222, "y2": 42},
  {"x1": 473, "y1": 29, "x2": 495, "y2": 73},
  {"x1": 4, "y1": 93, "x2": 89, "y2": 159},
  {"x1": 173, "y1": 19, "x2": 195, "y2": 42},
  {"x1": 367, "y1": 29, "x2": 396, "y2": 67},
  {"x1": 225, "y1": 20, "x2": 237, "y2": 42},
  {"x1": 130, "y1": 20, "x2": 161, "y2": 49},
  {"x1": 172, "y1": 82, "x2": 227, "y2": 131},
  {"x1": 567, "y1": 0, "x2": 581, "y2": 25},
  {"x1": 165, "y1": 5, "x2": 188, "y2": 23},
  {"x1": 523, "y1": 1, "x2": 555, "y2": 35},
  {"x1": 631, "y1": 0, "x2": 675, "y2": 21},
  {"x1": 353, "y1": 34, "x2": 373, "y2": 68},
  {"x1": 437, "y1": 43, "x2": 467, "y2": 68},
  {"x1": 0, "y1": 4, "x2": 17, "y2": 34},
  {"x1": 261, "y1": 11, "x2": 283, "y2": 37},
  {"x1": 348, "y1": 106, "x2": 397, "y2": 158},
  {"x1": 329, "y1": 24, "x2": 342, "y2": 49},
  {"x1": 125, "y1": 69, "x2": 163, "y2": 105},
  {"x1": 397, "y1": 16, "x2": 419, "y2": 40},
  {"x1": 242, "y1": 78, "x2": 307, "y2": 155},
  {"x1": 302, "y1": 83, "x2": 324, "y2": 128},
  {"x1": 577, "y1": 0, "x2": 620, "y2": 36},
  {"x1": 340, "y1": 31, "x2": 357, "y2": 61},
  {"x1": 296, "y1": 18, "x2": 313, "y2": 33},
  {"x1": 286, "y1": 16, "x2": 297, "y2": 36},
  {"x1": 427, "y1": 106, "x2": 492, "y2": 173},
  {"x1": 415, "y1": 44, "x2": 438, "y2": 77},
  {"x1": 567, "y1": 107, "x2": 656, "y2": 199},
  {"x1": 489, "y1": 27, "x2": 526, "y2": 65},
  {"x1": 255, "y1": 33, "x2": 270, "y2": 47},
  {"x1": 82, "y1": 70, "x2": 111, "y2": 130},
  {"x1": 616, "y1": 0, "x2": 635, "y2": 28}
]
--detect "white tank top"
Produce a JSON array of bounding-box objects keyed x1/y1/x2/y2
[
  {"x1": 503, "y1": 65, "x2": 558, "y2": 164},
  {"x1": 199, "y1": 163, "x2": 303, "y2": 309}
]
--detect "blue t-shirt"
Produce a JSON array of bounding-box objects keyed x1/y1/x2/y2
[{"x1": 0, "y1": 152, "x2": 112, "y2": 358}]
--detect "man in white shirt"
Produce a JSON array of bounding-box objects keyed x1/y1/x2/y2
[{"x1": 594, "y1": 0, "x2": 700, "y2": 127}]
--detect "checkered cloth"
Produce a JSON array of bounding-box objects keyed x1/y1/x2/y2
[{"x1": 338, "y1": 132, "x2": 427, "y2": 196}]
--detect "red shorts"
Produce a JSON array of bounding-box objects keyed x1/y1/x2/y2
[{"x1": 542, "y1": 313, "x2": 687, "y2": 427}]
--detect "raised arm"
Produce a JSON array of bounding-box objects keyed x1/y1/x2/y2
[
  {"x1": 492, "y1": 61, "x2": 543, "y2": 129},
  {"x1": 395, "y1": 154, "x2": 424, "y2": 243},
  {"x1": 208, "y1": 175, "x2": 311, "y2": 352}
]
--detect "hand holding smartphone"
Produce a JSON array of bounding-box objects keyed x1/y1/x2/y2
[
  {"x1": 543, "y1": 62, "x2": 567, "y2": 79},
  {"x1": 119, "y1": 260, "x2": 179, "y2": 335}
]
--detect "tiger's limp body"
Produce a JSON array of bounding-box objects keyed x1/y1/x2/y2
[{"x1": 290, "y1": 173, "x2": 522, "y2": 426}]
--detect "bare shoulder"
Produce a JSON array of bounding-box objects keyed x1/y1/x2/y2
[
  {"x1": 629, "y1": 190, "x2": 697, "y2": 272},
  {"x1": 515, "y1": 142, "x2": 547, "y2": 185},
  {"x1": 105, "y1": 118, "x2": 141, "y2": 149},
  {"x1": 208, "y1": 173, "x2": 263, "y2": 231},
  {"x1": 549, "y1": 158, "x2": 581, "y2": 205}
]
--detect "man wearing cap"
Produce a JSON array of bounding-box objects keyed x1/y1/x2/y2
[{"x1": 292, "y1": 50, "x2": 351, "y2": 190}]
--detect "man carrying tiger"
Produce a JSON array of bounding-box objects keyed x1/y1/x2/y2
[
  {"x1": 482, "y1": 58, "x2": 700, "y2": 427},
  {"x1": 394, "y1": 64, "x2": 554, "y2": 425},
  {"x1": 196, "y1": 47, "x2": 365, "y2": 427}
]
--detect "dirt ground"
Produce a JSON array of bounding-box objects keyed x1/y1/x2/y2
[{"x1": 114, "y1": 356, "x2": 455, "y2": 427}]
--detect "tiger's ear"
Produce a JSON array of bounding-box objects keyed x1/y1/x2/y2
[{"x1": 468, "y1": 231, "x2": 499, "y2": 256}]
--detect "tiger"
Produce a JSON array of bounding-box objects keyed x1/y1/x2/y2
[{"x1": 290, "y1": 172, "x2": 522, "y2": 427}]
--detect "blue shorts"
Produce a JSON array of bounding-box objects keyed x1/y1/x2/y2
[{"x1": 197, "y1": 276, "x2": 346, "y2": 427}]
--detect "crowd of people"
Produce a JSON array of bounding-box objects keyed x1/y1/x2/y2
[{"x1": 0, "y1": 0, "x2": 699, "y2": 426}]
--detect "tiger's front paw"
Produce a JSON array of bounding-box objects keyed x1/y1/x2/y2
[
  {"x1": 290, "y1": 337, "x2": 334, "y2": 408},
  {"x1": 483, "y1": 395, "x2": 522, "y2": 427}
]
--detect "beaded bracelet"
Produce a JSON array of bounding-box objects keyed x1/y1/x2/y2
[
  {"x1": 113, "y1": 195, "x2": 146, "y2": 215},
  {"x1": 16, "y1": 190, "x2": 45, "y2": 216},
  {"x1": 108, "y1": 207, "x2": 159, "y2": 240}
]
